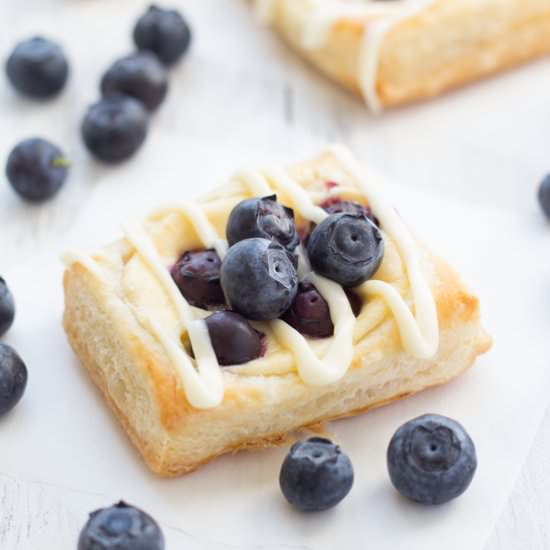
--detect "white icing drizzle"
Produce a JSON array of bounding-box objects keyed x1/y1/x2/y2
[
  {"x1": 123, "y1": 221, "x2": 225, "y2": 409},
  {"x1": 330, "y1": 144, "x2": 439, "y2": 357},
  {"x1": 153, "y1": 202, "x2": 229, "y2": 259},
  {"x1": 358, "y1": 0, "x2": 435, "y2": 112},
  {"x1": 295, "y1": 244, "x2": 311, "y2": 279},
  {"x1": 302, "y1": 1, "x2": 406, "y2": 50},
  {"x1": 264, "y1": 167, "x2": 328, "y2": 224},
  {"x1": 234, "y1": 167, "x2": 273, "y2": 196},
  {"x1": 61, "y1": 250, "x2": 104, "y2": 278},
  {"x1": 252, "y1": 0, "x2": 434, "y2": 112},
  {"x1": 271, "y1": 272, "x2": 355, "y2": 385},
  {"x1": 63, "y1": 146, "x2": 439, "y2": 409}
]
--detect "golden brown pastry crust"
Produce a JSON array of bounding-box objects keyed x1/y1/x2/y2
[
  {"x1": 63, "y1": 151, "x2": 491, "y2": 476},
  {"x1": 259, "y1": 0, "x2": 550, "y2": 108}
]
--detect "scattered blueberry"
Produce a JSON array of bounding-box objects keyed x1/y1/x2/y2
[
  {"x1": 321, "y1": 198, "x2": 378, "y2": 226},
  {"x1": 281, "y1": 282, "x2": 333, "y2": 338},
  {"x1": 6, "y1": 37, "x2": 69, "y2": 99},
  {"x1": 133, "y1": 5, "x2": 192, "y2": 67},
  {"x1": 226, "y1": 195, "x2": 299, "y2": 251},
  {"x1": 279, "y1": 438, "x2": 354, "y2": 512},
  {"x1": 204, "y1": 311, "x2": 263, "y2": 365},
  {"x1": 6, "y1": 138, "x2": 69, "y2": 202},
  {"x1": 81, "y1": 96, "x2": 149, "y2": 164},
  {"x1": 220, "y1": 238, "x2": 298, "y2": 320},
  {"x1": 101, "y1": 52, "x2": 169, "y2": 112},
  {"x1": 0, "y1": 278, "x2": 15, "y2": 338},
  {"x1": 537, "y1": 174, "x2": 550, "y2": 220},
  {"x1": 307, "y1": 213, "x2": 384, "y2": 287},
  {"x1": 6, "y1": 138, "x2": 70, "y2": 202},
  {"x1": 78, "y1": 501, "x2": 164, "y2": 550},
  {"x1": 170, "y1": 249, "x2": 224, "y2": 308},
  {"x1": 0, "y1": 344, "x2": 28, "y2": 415},
  {"x1": 387, "y1": 414, "x2": 477, "y2": 505}
]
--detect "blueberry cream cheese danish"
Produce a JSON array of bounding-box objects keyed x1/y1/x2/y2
[
  {"x1": 252, "y1": 0, "x2": 550, "y2": 111},
  {"x1": 62, "y1": 146, "x2": 491, "y2": 476}
]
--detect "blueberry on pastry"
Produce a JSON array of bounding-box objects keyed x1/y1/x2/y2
[
  {"x1": 220, "y1": 237, "x2": 298, "y2": 320},
  {"x1": 171, "y1": 249, "x2": 224, "y2": 308},
  {"x1": 307, "y1": 212, "x2": 384, "y2": 287},
  {"x1": 226, "y1": 195, "x2": 300, "y2": 251},
  {"x1": 205, "y1": 311, "x2": 263, "y2": 365},
  {"x1": 62, "y1": 146, "x2": 491, "y2": 476},
  {"x1": 321, "y1": 197, "x2": 377, "y2": 226},
  {"x1": 281, "y1": 282, "x2": 334, "y2": 338}
]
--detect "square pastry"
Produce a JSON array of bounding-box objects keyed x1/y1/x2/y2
[
  {"x1": 253, "y1": 0, "x2": 550, "y2": 111},
  {"x1": 62, "y1": 146, "x2": 491, "y2": 476}
]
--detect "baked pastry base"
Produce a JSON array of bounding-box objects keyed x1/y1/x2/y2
[
  {"x1": 63, "y1": 151, "x2": 491, "y2": 476},
  {"x1": 259, "y1": 0, "x2": 550, "y2": 109}
]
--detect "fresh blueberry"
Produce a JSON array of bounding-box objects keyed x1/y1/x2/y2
[
  {"x1": 170, "y1": 249, "x2": 224, "y2": 308},
  {"x1": 78, "y1": 501, "x2": 164, "y2": 550},
  {"x1": 81, "y1": 96, "x2": 149, "y2": 164},
  {"x1": 387, "y1": 414, "x2": 477, "y2": 505},
  {"x1": 204, "y1": 311, "x2": 263, "y2": 365},
  {"x1": 307, "y1": 213, "x2": 384, "y2": 287},
  {"x1": 321, "y1": 198, "x2": 378, "y2": 226},
  {"x1": 281, "y1": 282, "x2": 333, "y2": 338},
  {"x1": 6, "y1": 37, "x2": 69, "y2": 99},
  {"x1": 281, "y1": 283, "x2": 363, "y2": 338},
  {"x1": 0, "y1": 277, "x2": 15, "y2": 337},
  {"x1": 537, "y1": 174, "x2": 550, "y2": 220},
  {"x1": 226, "y1": 195, "x2": 299, "y2": 251},
  {"x1": 101, "y1": 52, "x2": 169, "y2": 111},
  {"x1": 279, "y1": 438, "x2": 354, "y2": 512},
  {"x1": 133, "y1": 5, "x2": 192, "y2": 67},
  {"x1": 0, "y1": 344, "x2": 28, "y2": 415},
  {"x1": 220, "y1": 238, "x2": 298, "y2": 320},
  {"x1": 6, "y1": 138, "x2": 69, "y2": 202}
]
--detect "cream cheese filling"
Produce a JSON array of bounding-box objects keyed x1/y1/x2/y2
[{"x1": 63, "y1": 147, "x2": 439, "y2": 409}]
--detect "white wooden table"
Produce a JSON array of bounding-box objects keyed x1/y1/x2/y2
[{"x1": 1, "y1": 0, "x2": 549, "y2": 548}]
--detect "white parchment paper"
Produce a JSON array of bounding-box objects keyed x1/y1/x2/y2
[{"x1": 1, "y1": 135, "x2": 549, "y2": 550}]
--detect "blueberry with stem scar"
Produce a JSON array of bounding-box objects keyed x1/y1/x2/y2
[
  {"x1": 221, "y1": 238, "x2": 298, "y2": 320},
  {"x1": 387, "y1": 414, "x2": 477, "y2": 505},
  {"x1": 78, "y1": 501, "x2": 164, "y2": 550},
  {"x1": 307, "y1": 213, "x2": 384, "y2": 287},
  {"x1": 171, "y1": 250, "x2": 224, "y2": 308},
  {"x1": 280, "y1": 438, "x2": 354, "y2": 512},
  {"x1": 226, "y1": 195, "x2": 299, "y2": 251}
]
